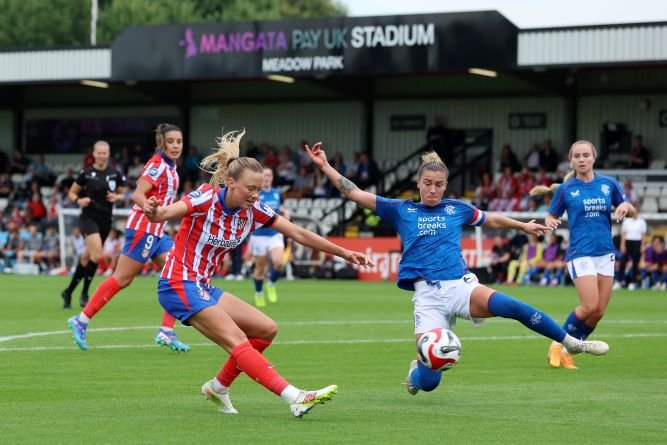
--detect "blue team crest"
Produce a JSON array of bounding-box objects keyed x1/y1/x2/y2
[
  {"x1": 189, "y1": 191, "x2": 202, "y2": 199},
  {"x1": 443, "y1": 205, "x2": 456, "y2": 215},
  {"x1": 601, "y1": 184, "x2": 610, "y2": 196},
  {"x1": 148, "y1": 167, "x2": 159, "y2": 178}
]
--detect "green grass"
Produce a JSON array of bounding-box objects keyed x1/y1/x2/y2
[{"x1": 0, "y1": 276, "x2": 665, "y2": 444}]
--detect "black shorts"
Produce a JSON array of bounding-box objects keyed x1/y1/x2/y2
[{"x1": 79, "y1": 214, "x2": 112, "y2": 243}]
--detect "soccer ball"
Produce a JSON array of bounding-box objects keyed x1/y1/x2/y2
[{"x1": 417, "y1": 328, "x2": 462, "y2": 371}]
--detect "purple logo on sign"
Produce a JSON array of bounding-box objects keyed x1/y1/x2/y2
[{"x1": 179, "y1": 27, "x2": 198, "y2": 58}]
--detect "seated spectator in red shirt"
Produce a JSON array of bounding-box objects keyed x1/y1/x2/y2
[{"x1": 27, "y1": 192, "x2": 47, "y2": 222}]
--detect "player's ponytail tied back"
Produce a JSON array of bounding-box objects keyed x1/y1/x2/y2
[
  {"x1": 200, "y1": 129, "x2": 263, "y2": 186},
  {"x1": 154, "y1": 123, "x2": 181, "y2": 152}
]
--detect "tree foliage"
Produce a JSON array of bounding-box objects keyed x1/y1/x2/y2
[{"x1": 0, "y1": 0, "x2": 347, "y2": 48}]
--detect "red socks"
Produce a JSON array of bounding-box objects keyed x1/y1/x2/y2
[
  {"x1": 217, "y1": 338, "x2": 271, "y2": 387},
  {"x1": 82, "y1": 277, "x2": 121, "y2": 319},
  {"x1": 160, "y1": 311, "x2": 177, "y2": 329},
  {"x1": 226, "y1": 341, "x2": 287, "y2": 396}
]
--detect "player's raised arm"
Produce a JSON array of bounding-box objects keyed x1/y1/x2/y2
[{"x1": 305, "y1": 142, "x2": 377, "y2": 212}]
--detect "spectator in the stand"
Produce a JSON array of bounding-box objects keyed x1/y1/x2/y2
[
  {"x1": 489, "y1": 235, "x2": 511, "y2": 283},
  {"x1": 346, "y1": 151, "x2": 361, "y2": 183},
  {"x1": 505, "y1": 234, "x2": 544, "y2": 285},
  {"x1": 11, "y1": 149, "x2": 31, "y2": 174},
  {"x1": 297, "y1": 140, "x2": 312, "y2": 168},
  {"x1": 326, "y1": 152, "x2": 347, "y2": 197},
  {"x1": 285, "y1": 165, "x2": 314, "y2": 198},
  {"x1": 426, "y1": 116, "x2": 448, "y2": 163},
  {"x1": 474, "y1": 171, "x2": 496, "y2": 211},
  {"x1": 616, "y1": 207, "x2": 647, "y2": 291},
  {"x1": 311, "y1": 169, "x2": 328, "y2": 198},
  {"x1": 0, "y1": 173, "x2": 13, "y2": 198},
  {"x1": 35, "y1": 224, "x2": 60, "y2": 272},
  {"x1": 276, "y1": 147, "x2": 297, "y2": 186},
  {"x1": 357, "y1": 152, "x2": 380, "y2": 189},
  {"x1": 534, "y1": 168, "x2": 553, "y2": 188},
  {"x1": 628, "y1": 135, "x2": 650, "y2": 169},
  {"x1": 101, "y1": 228, "x2": 123, "y2": 276},
  {"x1": 539, "y1": 234, "x2": 566, "y2": 287},
  {"x1": 263, "y1": 148, "x2": 280, "y2": 171},
  {"x1": 7, "y1": 207, "x2": 25, "y2": 227},
  {"x1": 540, "y1": 139, "x2": 560, "y2": 173},
  {"x1": 622, "y1": 179, "x2": 639, "y2": 207},
  {"x1": 26, "y1": 154, "x2": 54, "y2": 186},
  {"x1": 46, "y1": 186, "x2": 66, "y2": 224},
  {"x1": 69, "y1": 226, "x2": 86, "y2": 273},
  {"x1": 26, "y1": 192, "x2": 47, "y2": 223},
  {"x1": 1, "y1": 222, "x2": 20, "y2": 271},
  {"x1": 496, "y1": 144, "x2": 521, "y2": 173},
  {"x1": 489, "y1": 166, "x2": 519, "y2": 211},
  {"x1": 17, "y1": 223, "x2": 43, "y2": 265},
  {"x1": 641, "y1": 236, "x2": 666, "y2": 290},
  {"x1": 555, "y1": 153, "x2": 571, "y2": 181},
  {"x1": 184, "y1": 145, "x2": 203, "y2": 184},
  {"x1": 517, "y1": 167, "x2": 536, "y2": 210},
  {"x1": 524, "y1": 143, "x2": 542, "y2": 172}
]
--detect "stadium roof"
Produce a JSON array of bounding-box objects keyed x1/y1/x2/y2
[{"x1": 0, "y1": 15, "x2": 666, "y2": 84}]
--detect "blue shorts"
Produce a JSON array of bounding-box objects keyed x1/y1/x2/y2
[
  {"x1": 157, "y1": 278, "x2": 224, "y2": 325},
  {"x1": 122, "y1": 229, "x2": 173, "y2": 263}
]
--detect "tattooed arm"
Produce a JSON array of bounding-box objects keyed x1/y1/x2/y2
[{"x1": 305, "y1": 142, "x2": 377, "y2": 211}]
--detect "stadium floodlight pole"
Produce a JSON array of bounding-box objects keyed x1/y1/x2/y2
[{"x1": 91, "y1": 0, "x2": 98, "y2": 46}]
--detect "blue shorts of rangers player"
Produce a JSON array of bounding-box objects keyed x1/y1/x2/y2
[
  {"x1": 157, "y1": 278, "x2": 224, "y2": 325},
  {"x1": 122, "y1": 229, "x2": 173, "y2": 263}
]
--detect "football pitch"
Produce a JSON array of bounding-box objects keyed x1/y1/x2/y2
[{"x1": 1, "y1": 276, "x2": 665, "y2": 444}]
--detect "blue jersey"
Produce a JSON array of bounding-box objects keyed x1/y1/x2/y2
[
  {"x1": 253, "y1": 188, "x2": 282, "y2": 236},
  {"x1": 375, "y1": 197, "x2": 487, "y2": 291},
  {"x1": 550, "y1": 173, "x2": 627, "y2": 261}
]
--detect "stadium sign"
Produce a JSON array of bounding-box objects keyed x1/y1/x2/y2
[{"x1": 112, "y1": 11, "x2": 517, "y2": 80}]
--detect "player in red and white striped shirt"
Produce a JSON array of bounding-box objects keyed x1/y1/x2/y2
[
  {"x1": 143, "y1": 130, "x2": 374, "y2": 418},
  {"x1": 68, "y1": 124, "x2": 190, "y2": 352}
]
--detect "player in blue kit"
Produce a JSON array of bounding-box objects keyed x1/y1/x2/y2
[
  {"x1": 306, "y1": 143, "x2": 611, "y2": 395},
  {"x1": 531, "y1": 140, "x2": 634, "y2": 369},
  {"x1": 249, "y1": 167, "x2": 290, "y2": 307}
]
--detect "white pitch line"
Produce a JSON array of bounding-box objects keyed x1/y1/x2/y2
[
  {"x1": 0, "y1": 332, "x2": 665, "y2": 353},
  {"x1": 0, "y1": 319, "x2": 665, "y2": 344}
]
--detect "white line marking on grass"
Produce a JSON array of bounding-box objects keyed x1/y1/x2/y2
[
  {"x1": 1, "y1": 319, "x2": 665, "y2": 344},
  {"x1": 0, "y1": 332, "x2": 665, "y2": 353}
]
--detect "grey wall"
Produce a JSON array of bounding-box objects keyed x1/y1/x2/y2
[{"x1": 190, "y1": 102, "x2": 365, "y2": 160}]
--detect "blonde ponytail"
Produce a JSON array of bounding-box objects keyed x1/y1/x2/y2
[
  {"x1": 200, "y1": 129, "x2": 263, "y2": 186},
  {"x1": 530, "y1": 170, "x2": 575, "y2": 196}
]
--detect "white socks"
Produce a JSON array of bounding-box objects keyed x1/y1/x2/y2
[{"x1": 280, "y1": 385, "x2": 300, "y2": 404}]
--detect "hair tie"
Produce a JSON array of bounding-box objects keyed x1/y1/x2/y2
[{"x1": 226, "y1": 156, "x2": 239, "y2": 167}]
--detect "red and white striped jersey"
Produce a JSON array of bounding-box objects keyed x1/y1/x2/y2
[
  {"x1": 125, "y1": 152, "x2": 180, "y2": 236},
  {"x1": 162, "y1": 183, "x2": 277, "y2": 284}
]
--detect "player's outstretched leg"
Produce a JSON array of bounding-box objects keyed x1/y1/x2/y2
[
  {"x1": 487, "y1": 292, "x2": 609, "y2": 358},
  {"x1": 201, "y1": 380, "x2": 238, "y2": 414},
  {"x1": 404, "y1": 360, "x2": 442, "y2": 395},
  {"x1": 67, "y1": 315, "x2": 88, "y2": 350}
]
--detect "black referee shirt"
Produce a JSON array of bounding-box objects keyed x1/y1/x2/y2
[{"x1": 75, "y1": 166, "x2": 127, "y2": 220}]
